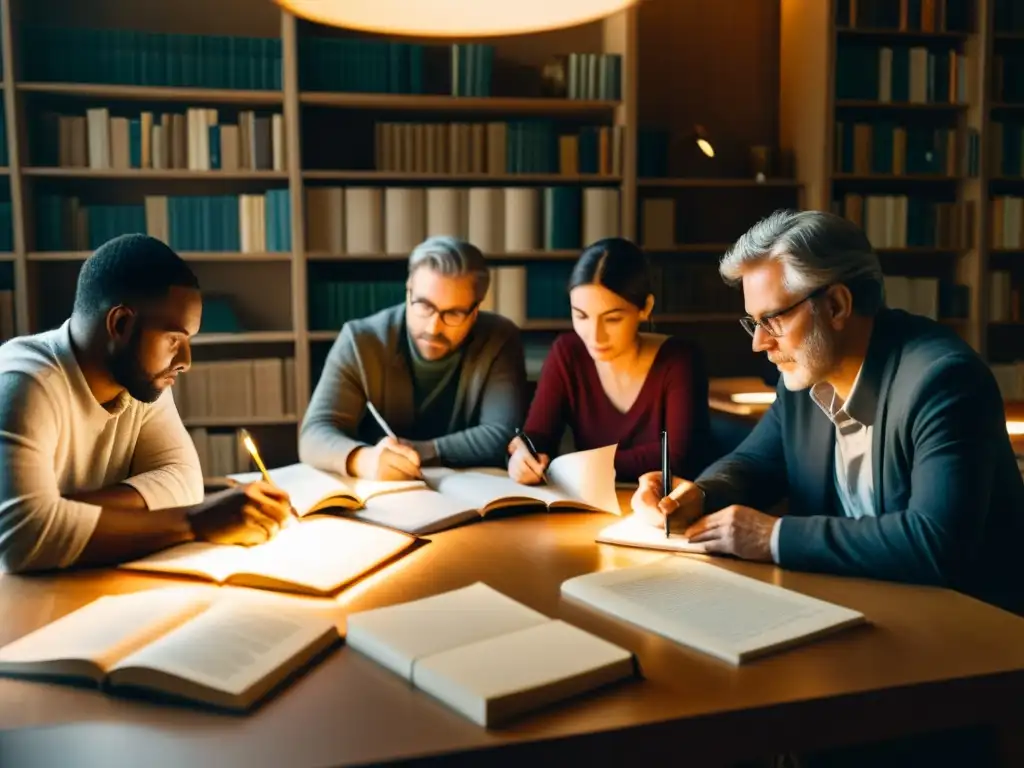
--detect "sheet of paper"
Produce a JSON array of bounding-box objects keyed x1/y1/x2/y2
[
  {"x1": 546, "y1": 444, "x2": 619, "y2": 513},
  {"x1": 360, "y1": 488, "x2": 476, "y2": 534}
]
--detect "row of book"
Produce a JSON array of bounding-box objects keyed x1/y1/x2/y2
[
  {"x1": 832, "y1": 195, "x2": 972, "y2": 249},
  {"x1": 554, "y1": 53, "x2": 623, "y2": 101},
  {"x1": 37, "y1": 191, "x2": 292, "y2": 253},
  {"x1": 170, "y1": 358, "x2": 297, "y2": 423},
  {"x1": 991, "y1": 196, "x2": 1024, "y2": 249},
  {"x1": 991, "y1": 270, "x2": 1023, "y2": 322},
  {"x1": 834, "y1": 0, "x2": 971, "y2": 31},
  {"x1": 994, "y1": 54, "x2": 1024, "y2": 105},
  {"x1": 372, "y1": 121, "x2": 622, "y2": 177},
  {"x1": 21, "y1": 26, "x2": 282, "y2": 90},
  {"x1": 834, "y1": 122, "x2": 959, "y2": 176},
  {"x1": 187, "y1": 427, "x2": 254, "y2": 478},
  {"x1": 835, "y1": 43, "x2": 967, "y2": 104},
  {"x1": 304, "y1": 185, "x2": 620, "y2": 256},
  {"x1": 38, "y1": 108, "x2": 285, "y2": 172},
  {"x1": 884, "y1": 275, "x2": 968, "y2": 321},
  {"x1": 300, "y1": 40, "x2": 493, "y2": 96},
  {"x1": 991, "y1": 121, "x2": 1024, "y2": 177}
]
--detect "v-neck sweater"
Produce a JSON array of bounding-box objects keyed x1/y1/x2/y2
[{"x1": 523, "y1": 332, "x2": 710, "y2": 481}]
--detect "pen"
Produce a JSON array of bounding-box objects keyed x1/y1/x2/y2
[
  {"x1": 240, "y1": 429, "x2": 273, "y2": 485},
  {"x1": 661, "y1": 430, "x2": 671, "y2": 538},
  {"x1": 366, "y1": 400, "x2": 397, "y2": 439},
  {"x1": 514, "y1": 427, "x2": 546, "y2": 481}
]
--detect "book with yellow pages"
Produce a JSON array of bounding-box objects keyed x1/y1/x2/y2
[
  {"x1": 0, "y1": 588, "x2": 340, "y2": 712},
  {"x1": 235, "y1": 445, "x2": 621, "y2": 536},
  {"x1": 120, "y1": 516, "x2": 422, "y2": 596}
]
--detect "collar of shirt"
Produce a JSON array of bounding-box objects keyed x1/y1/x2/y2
[{"x1": 809, "y1": 359, "x2": 878, "y2": 431}]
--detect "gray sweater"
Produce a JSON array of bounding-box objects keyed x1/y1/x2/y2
[{"x1": 299, "y1": 304, "x2": 528, "y2": 473}]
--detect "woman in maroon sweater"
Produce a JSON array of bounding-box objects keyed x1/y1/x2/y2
[{"x1": 507, "y1": 237, "x2": 711, "y2": 484}]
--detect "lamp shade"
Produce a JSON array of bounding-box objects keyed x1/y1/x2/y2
[{"x1": 273, "y1": 0, "x2": 639, "y2": 37}]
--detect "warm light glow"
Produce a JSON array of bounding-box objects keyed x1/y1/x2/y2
[
  {"x1": 1008, "y1": 421, "x2": 1024, "y2": 436},
  {"x1": 240, "y1": 428, "x2": 272, "y2": 481},
  {"x1": 730, "y1": 392, "x2": 777, "y2": 405},
  {"x1": 697, "y1": 138, "x2": 715, "y2": 157},
  {"x1": 274, "y1": 0, "x2": 638, "y2": 37}
]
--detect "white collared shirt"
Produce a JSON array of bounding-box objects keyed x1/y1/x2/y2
[{"x1": 769, "y1": 366, "x2": 876, "y2": 562}]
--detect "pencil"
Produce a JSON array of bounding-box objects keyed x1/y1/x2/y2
[{"x1": 240, "y1": 429, "x2": 273, "y2": 485}]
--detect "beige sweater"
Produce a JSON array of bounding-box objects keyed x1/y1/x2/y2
[{"x1": 0, "y1": 320, "x2": 204, "y2": 572}]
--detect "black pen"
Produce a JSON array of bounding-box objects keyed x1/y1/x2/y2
[
  {"x1": 515, "y1": 427, "x2": 546, "y2": 481},
  {"x1": 662, "y1": 430, "x2": 671, "y2": 538}
]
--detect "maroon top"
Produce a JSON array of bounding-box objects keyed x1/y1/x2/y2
[{"x1": 524, "y1": 333, "x2": 711, "y2": 482}]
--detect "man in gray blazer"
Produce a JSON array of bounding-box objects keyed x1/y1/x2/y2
[{"x1": 299, "y1": 236, "x2": 528, "y2": 481}]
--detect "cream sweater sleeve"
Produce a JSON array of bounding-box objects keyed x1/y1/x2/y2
[
  {"x1": 120, "y1": 388, "x2": 204, "y2": 509},
  {"x1": 0, "y1": 371, "x2": 103, "y2": 573}
]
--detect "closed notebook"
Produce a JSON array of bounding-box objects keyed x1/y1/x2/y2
[
  {"x1": 346, "y1": 582, "x2": 636, "y2": 727},
  {"x1": 0, "y1": 588, "x2": 340, "y2": 712},
  {"x1": 562, "y1": 557, "x2": 867, "y2": 665},
  {"x1": 350, "y1": 444, "x2": 622, "y2": 535},
  {"x1": 121, "y1": 516, "x2": 421, "y2": 597}
]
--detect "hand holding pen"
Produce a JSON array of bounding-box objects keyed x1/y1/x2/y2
[{"x1": 507, "y1": 427, "x2": 549, "y2": 485}]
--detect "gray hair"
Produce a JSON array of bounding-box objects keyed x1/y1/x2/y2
[
  {"x1": 719, "y1": 209, "x2": 885, "y2": 315},
  {"x1": 407, "y1": 236, "x2": 490, "y2": 302}
]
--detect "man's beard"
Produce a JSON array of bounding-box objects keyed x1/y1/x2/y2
[
  {"x1": 107, "y1": 328, "x2": 168, "y2": 404},
  {"x1": 773, "y1": 314, "x2": 838, "y2": 391}
]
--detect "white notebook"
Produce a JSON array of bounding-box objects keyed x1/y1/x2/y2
[
  {"x1": 561, "y1": 557, "x2": 867, "y2": 665},
  {"x1": 596, "y1": 514, "x2": 708, "y2": 554},
  {"x1": 346, "y1": 582, "x2": 635, "y2": 727},
  {"x1": 0, "y1": 588, "x2": 340, "y2": 711}
]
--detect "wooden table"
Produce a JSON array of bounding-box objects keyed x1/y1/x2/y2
[{"x1": 1, "y1": 495, "x2": 1023, "y2": 767}]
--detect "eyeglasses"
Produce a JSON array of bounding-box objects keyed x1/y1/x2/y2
[
  {"x1": 407, "y1": 291, "x2": 479, "y2": 328},
  {"x1": 739, "y1": 286, "x2": 828, "y2": 338}
]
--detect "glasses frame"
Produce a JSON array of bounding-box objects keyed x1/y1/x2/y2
[
  {"x1": 739, "y1": 285, "x2": 829, "y2": 338},
  {"x1": 406, "y1": 290, "x2": 480, "y2": 328}
]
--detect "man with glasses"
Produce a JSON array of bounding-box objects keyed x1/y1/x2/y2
[
  {"x1": 632, "y1": 209, "x2": 1023, "y2": 616},
  {"x1": 299, "y1": 236, "x2": 527, "y2": 480}
]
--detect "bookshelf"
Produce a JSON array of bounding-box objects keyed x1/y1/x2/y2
[{"x1": 778, "y1": 0, "x2": 1024, "y2": 413}]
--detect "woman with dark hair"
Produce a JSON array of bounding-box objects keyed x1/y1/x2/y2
[{"x1": 507, "y1": 237, "x2": 711, "y2": 484}]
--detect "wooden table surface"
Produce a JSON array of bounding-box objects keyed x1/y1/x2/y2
[{"x1": 1, "y1": 494, "x2": 1023, "y2": 767}]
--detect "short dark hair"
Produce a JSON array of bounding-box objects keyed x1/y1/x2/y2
[
  {"x1": 73, "y1": 234, "x2": 200, "y2": 318},
  {"x1": 568, "y1": 237, "x2": 652, "y2": 309}
]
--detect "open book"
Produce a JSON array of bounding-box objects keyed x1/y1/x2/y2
[
  {"x1": 351, "y1": 444, "x2": 622, "y2": 535},
  {"x1": 346, "y1": 582, "x2": 635, "y2": 727},
  {"x1": 0, "y1": 588, "x2": 340, "y2": 711},
  {"x1": 228, "y1": 463, "x2": 424, "y2": 516},
  {"x1": 121, "y1": 516, "x2": 421, "y2": 596},
  {"x1": 596, "y1": 514, "x2": 709, "y2": 554},
  {"x1": 561, "y1": 557, "x2": 867, "y2": 665}
]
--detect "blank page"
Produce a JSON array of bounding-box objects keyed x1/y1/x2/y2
[
  {"x1": 547, "y1": 444, "x2": 620, "y2": 513},
  {"x1": 346, "y1": 583, "x2": 551, "y2": 680},
  {"x1": 360, "y1": 488, "x2": 478, "y2": 534},
  {"x1": 562, "y1": 557, "x2": 866, "y2": 665},
  {"x1": 412, "y1": 619, "x2": 634, "y2": 727}
]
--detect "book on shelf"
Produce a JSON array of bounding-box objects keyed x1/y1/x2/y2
[
  {"x1": 0, "y1": 587, "x2": 339, "y2": 712},
  {"x1": 120, "y1": 516, "x2": 422, "y2": 597},
  {"x1": 229, "y1": 444, "x2": 621, "y2": 536},
  {"x1": 561, "y1": 557, "x2": 867, "y2": 666},
  {"x1": 346, "y1": 582, "x2": 635, "y2": 727}
]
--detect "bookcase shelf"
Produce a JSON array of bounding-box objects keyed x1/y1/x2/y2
[
  {"x1": 183, "y1": 415, "x2": 299, "y2": 428},
  {"x1": 22, "y1": 168, "x2": 289, "y2": 180},
  {"x1": 301, "y1": 171, "x2": 622, "y2": 183},
  {"x1": 191, "y1": 331, "x2": 296, "y2": 346},
  {"x1": 298, "y1": 92, "x2": 620, "y2": 115},
  {"x1": 26, "y1": 250, "x2": 293, "y2": 262},
  {"x1": 780, "y1": 0, "x2": 1024, "y2": 411},
  {"x1": 306, "y1": 250, "x2": 582, "y2": 262},
  {"x1": 17, "y1": 82, "x2": 285, "y2": 105},
  {"x1": 638, "y1": 178, "x2": 802, "y2": 188}
]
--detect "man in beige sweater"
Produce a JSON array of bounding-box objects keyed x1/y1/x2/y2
[{"x1": 0, "y1": 234, "x2": 291, "y2": 573}]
